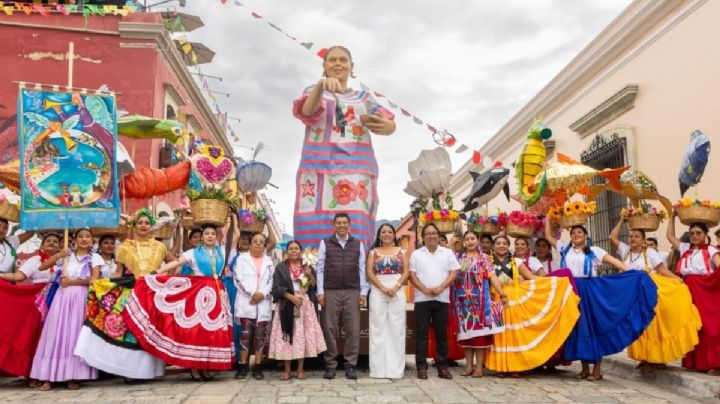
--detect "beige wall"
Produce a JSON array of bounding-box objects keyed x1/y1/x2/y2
[{"x1": 450, "y1": 0, "x2": 720, "y2": 249}]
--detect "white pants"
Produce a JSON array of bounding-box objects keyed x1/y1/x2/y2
[{"x1": 369, "y1": 274, "x2": 406, "y2": 379}]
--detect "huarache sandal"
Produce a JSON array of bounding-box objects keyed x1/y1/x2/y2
[
  {"x1": 471, "y1": 369, "x2": 484, "y2": 378},
  {"x1": 460, "y1": 368, "x2": 474, "y2": 377},
  {"x1": 280, "y1": 372, "x2": 291, "y2": 381}
]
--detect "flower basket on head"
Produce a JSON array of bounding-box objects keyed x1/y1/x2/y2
[
  {"x1": 418, "y1": 192, "x2": 459, "y2": 235},
  {"x1": 506, "y1": 211, "x2": 538, "y2": 238},
  {"x1": 548, "y1": 200, "x2": 595, "y2": 229},
  {"x1": 622, "y1": 204, "x2": 667, "y2": 232},
  {"x1": 467, "y1": 211, "x2": 506, "y2": 236},
  {"x1": 237, "y1": 208, "x2": 267, "y2": 233},
  {"x1": 191, "y1": 199, "x2": 230, "y2": 227},
  {"x1": 0, "y1": 198, "x2": 20, "y2": 223},
  {"x1": 674, "y1": 199, "x2": 720, "y2": 227}
]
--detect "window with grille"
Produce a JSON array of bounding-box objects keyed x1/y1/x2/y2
[{"x1": 580, "y1": 133, "x2": 628, "y2": 275}]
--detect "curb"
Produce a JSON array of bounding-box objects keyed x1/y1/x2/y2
[{"x1": 602, "y1": 353, "x2": 720, "y2": 402}]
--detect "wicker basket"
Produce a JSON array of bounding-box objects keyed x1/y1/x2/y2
[
  {"x1": 559, "y1": 214, "x2": 588, "y2": 229},
  {"x1": 238, "y1": 219, "x2": 265, "y2": 233},
  {"x1": 506, "y1": 223, "x2": 534, "y2": 238},
  {"x1": 676, "y1": 205, "x2": 720, "y2": 227},
  {"x1": 191, "y1": 199, "x2": 229, "y2": 226},
  {"x1": 0, "y1": 201, "x2": 19, "y2": 223},
  {"x1": 429, "y1": 219, "x2": 455, "y2": 234},
  {"x1": 477, "y1": 221, "x2": 501, "y2": 235},
  {"x1": 628, "y1": 214, "x2": 661, "y2": 232},
  {"x1": 182, "y1": 214, "x2": 198, "y2": 230},
  {"x1": 93, "y1": 223, "x2": 129, "y2": 237},
  {"x1": 150, "y1": 223, "x2": 174, "y2": 240}
]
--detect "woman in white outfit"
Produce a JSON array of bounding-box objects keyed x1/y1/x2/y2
[
  {"x1": 233, "y1": 232, "x2": 274, "y2": 380},
  {"x1": 366, "y1": 224, "x2": 409, "y2": 379}
]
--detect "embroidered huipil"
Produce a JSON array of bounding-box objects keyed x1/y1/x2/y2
[{"x1": 292, "y1": 86, "x2": 394, "y2": 248}]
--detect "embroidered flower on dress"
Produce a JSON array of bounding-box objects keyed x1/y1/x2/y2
[
  {"x1": 104, "y1": 312, "x2": 128, "y2": 338},
  {"x1": 101, "y1": 293, "x2": 117, "y2": 312}
]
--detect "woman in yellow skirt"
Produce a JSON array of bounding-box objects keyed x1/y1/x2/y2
[
  {"x1": 485, "y1": 236, "x2": 580, "y2": 374},
  {"x1": 610, "y1": 218, "x2": 701, "y2": 366}
]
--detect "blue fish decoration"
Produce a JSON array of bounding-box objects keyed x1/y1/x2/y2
[{"x1": 678, "y1": 130, "x2": 711, "y2": 196}]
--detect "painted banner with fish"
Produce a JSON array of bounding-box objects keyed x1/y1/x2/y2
[{"x1": 17, "y1": 88, "x2": 119, "y2": 230}]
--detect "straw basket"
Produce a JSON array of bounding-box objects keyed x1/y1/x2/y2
[
  {"x1": 476, "y1": 221, "x2": 501, "y2": 236},
  {"x1": 506, "y1": 223, "x2": 534, "y2": 238},
  {"x1": 93, "y1": 223, "x2": 129, "y2": 237},
  {"x1": 429, "y1": 219, "x2": 455, "y2": 234},
  {"x1": 676, "y1": 205, "x2": 720, "y2": 227},
  {"x1": 238, "y1": 219, "x2": 265, "y2": 233},
  {"x1": 191, "y1": 199, "x2": 229, "y2": 226},
  {"x1": 182, "y1": 213, "x2": 198, "y2": 230},
  {"x1": 559, "y1": 214, "x2": 587, "y2": 229},
  {"x1": 628, "y1": 214, "x2": 661, "y2": 232},
  {"x1": 0, "y1": 201, "x2": 19, "y2": 223},
  {"x1": 151, "y1": 223, "x2": 174, "y2": 240}
]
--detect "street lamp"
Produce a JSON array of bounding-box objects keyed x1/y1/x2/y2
[{"x1": 410, "y1": 198, "x2": 424, "y2": 249}]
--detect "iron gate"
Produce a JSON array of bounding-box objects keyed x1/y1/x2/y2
[{"x1": 580, "y1": 133, "x2": 628, "y2": 274}]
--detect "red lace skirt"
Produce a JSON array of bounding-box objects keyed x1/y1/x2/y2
[
  {"x1": 682, "y1": 271, "x2": 720, "y2": 370},
  {"x1": 123, "y1": 275, "x2": 235, "y2": 370}
]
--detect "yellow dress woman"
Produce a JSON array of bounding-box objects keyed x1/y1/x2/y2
[
  {"x1": 485, "y1": 236, "x2": 580, "y2": 373},
  {"x1": 610, "y1": 218, "x2": 701, "y2": 364}
]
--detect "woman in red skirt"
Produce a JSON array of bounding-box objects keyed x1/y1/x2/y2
[{"x1": 667, "y1": 213, "x2": 720, "y2": 375}]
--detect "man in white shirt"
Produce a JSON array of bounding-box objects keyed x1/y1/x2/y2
[{"x1": 409, "y1": 223, "x2": 459, "y2": 380}]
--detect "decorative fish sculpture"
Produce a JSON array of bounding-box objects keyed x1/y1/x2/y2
[
  {"x1": 516, "y1": 118, "x2": 551, "y2": 206},
  {"x1": 678, "y1": 130, "x2": 711, "y2": 196},
  {"x1": 461, "y1": 165, "x2": 510, "y2": 212},
  {"x1": 588, "y1": 170, "x2": 673, "y2": 213},
  {"x1": 536, "y1": 153, "x2": 628, "y2": 206}
]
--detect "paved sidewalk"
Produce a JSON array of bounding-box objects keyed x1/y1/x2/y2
[{"x1": 0, "y1": 361, "x2": 711, "y2": 404}]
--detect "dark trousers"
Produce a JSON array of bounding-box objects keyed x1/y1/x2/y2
[{"x1": 415, "y1": 300, "x2": 449, "y2": 370}]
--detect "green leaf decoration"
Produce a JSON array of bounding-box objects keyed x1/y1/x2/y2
[
  {"x1": 328, "y1": 177, "x2": 336, "y2": 186},
  {"x1": 328, "y1": 199, "x2": 338, "y2": 209}
]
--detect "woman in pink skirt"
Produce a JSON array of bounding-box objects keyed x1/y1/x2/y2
[
  {"x1": 268, "y1": 241, "x2": 326, "y2": 380},
  {"x1": 30, "y1": 228, "x2": 101, "y2": 390}
]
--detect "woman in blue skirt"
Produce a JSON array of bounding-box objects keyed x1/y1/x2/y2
[{"x1": 544, "y1": 221, "x2": 657, "y2": 381}]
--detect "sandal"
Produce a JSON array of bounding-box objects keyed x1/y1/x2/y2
[
  {"x1": 25, "y1": 379, "x2": 42, "y2": 388},
  {"x1": 708, "y1": 369, "x2": 720, "y2": 376},
  {"x1": 575, "y1": 371, "x2": 590, "y2": 380},
  {"x1": 296, "y1": 371, "x2": 306, "y2": 380},
  {"x1": 586, "y1": 374, "x2": 603, "y2": 381},
  {"x1": 280, "y1": 372, "x2": 291, "y2": 381},
  {"x1": 460, "y1": 368, "x2": 474, "y2": 377},
  {"x1": 38, "y1": 382, "x2": 52, "y2": 392},
  {"x1": 67, "y1": 381, "x2": 80, "y2": 390},
  {"x1": 471, "y1": 369, "x2": 483, "y2": 378}
]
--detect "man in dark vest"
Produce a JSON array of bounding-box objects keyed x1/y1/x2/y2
[{"x1": 316, "y1": 213, "x2": 368, "y2": 380}]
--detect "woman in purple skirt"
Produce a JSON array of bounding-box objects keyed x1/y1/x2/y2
[{"x1": 30, "y1": 228, "x2": 102, "y2": 391}]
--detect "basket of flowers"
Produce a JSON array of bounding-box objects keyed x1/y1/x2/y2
[
  {"x1": 467, "y1": 211, "x2": 506, "y2": 235},
  {"x1": 506, "y1": 211, "x2": 538, "y2": 238},
  {"x1": 237, "y1": 208, "x2": 267, "y2": 233},
  {"x1": 188, "y1": 188, "x2": 235, "y2": 227},
  {"x1": 674, "y1": 199, "x2": 720, "y2": 227},
  {"x1": 419, "y1": 192, "x2": 460, "y2": 234},
  {"x1": 622, "y1": 204, "x2": 667, "y2": 232},
  {"x1": 548, "y1": 200, "x2": 596, "y2": 229},
  {"x1": 0, "y1": 195, "x2": 20, "y2": 223}
]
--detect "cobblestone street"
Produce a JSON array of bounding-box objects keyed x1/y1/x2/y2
[{"x1": 0, "y1": 362, "x2": 705, "y2": 404}]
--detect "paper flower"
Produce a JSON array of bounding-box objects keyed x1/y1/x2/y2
[{"x1": 302, "y1": 248, "x2": 319, "y2": 268}]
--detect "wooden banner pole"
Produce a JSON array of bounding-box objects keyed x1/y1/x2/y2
[{"x1": 63, "y1": 42, "x2": 75, "y2": 272}]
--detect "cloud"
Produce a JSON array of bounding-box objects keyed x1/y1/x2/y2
[{"x1": 179, "y1": 0, "x2": 631, "y2": 235}]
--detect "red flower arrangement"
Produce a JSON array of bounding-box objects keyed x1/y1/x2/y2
[{"x1": 507, "y1": 211, "x2": 538, "y2": 227}]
